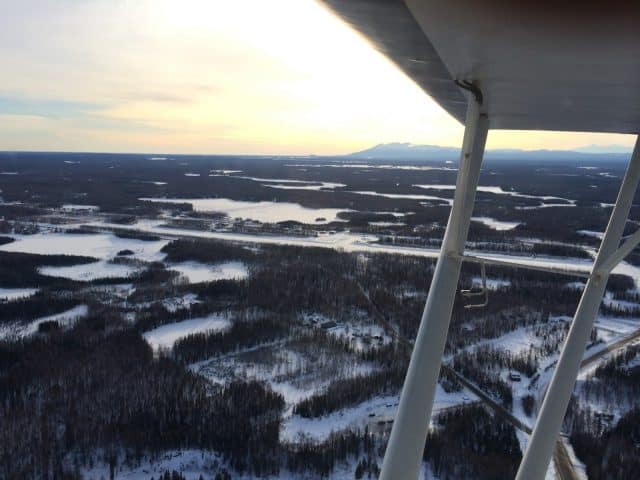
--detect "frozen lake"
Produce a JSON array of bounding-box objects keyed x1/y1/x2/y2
[
  {"x1": 210, "y1": 174, "x2": 346, "y2": 191},
  {"x1": 139, "y1": 197, "x2": 350, "y2": 224},
  {"x1": 0, "y1": 232, "x2": 168, "y2": 262},
  {"x1": 414, "y1": 184, "x2": 575, "y2": 206}
]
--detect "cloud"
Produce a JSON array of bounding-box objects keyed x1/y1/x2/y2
[
  {"x1": 0, "y1": 0, "x2": 635, "y2": 155},
  {"x1": 0, "y1": 95, "x2": 103, "y2": 118}
]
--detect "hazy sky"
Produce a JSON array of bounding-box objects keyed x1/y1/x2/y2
[{"x1": 0, "y1": 0, "x2": 635, "y2": 155}]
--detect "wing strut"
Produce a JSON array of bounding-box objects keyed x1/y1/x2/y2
[
  {"x1": 516, "y1": 135, "x2": 640, "y2": 480},
  {"x1": 379, "y1": 90, "x2": 488, "y2": 480}
]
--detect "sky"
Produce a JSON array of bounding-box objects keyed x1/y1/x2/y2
[{"x1": 0, "y1": 0, "x2": 635, "y2": 155}]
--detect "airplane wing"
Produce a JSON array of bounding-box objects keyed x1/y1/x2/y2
[{"x1": 320, "y1": 0, "x2": 640, "y2": 134}]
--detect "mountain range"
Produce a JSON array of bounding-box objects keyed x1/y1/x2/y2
[{"x1": 348, "y1": 142, "x2": 632, "y2": 161}]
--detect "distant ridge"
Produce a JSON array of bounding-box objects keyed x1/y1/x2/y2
[
  {"x1": 348, "y1": 142, "x2": 631, "y2": 161},
  {"x1": 573, "y1": 144, "x2": 633, "y2": 154}
]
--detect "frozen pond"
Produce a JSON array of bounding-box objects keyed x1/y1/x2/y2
[
  {"x1": 168, "y1": 261, "x2": 249, "y2": 284},
  {"x1": 139, "y1": 197, "x2": 350, "y2": 224},
  {"x1": 143, "y1": 313, "x2": 231, "y2": 351},
  {"x1": 471, "y1": 216, "x2": 521, "y2": 231}
]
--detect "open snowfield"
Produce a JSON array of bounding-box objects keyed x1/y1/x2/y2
[
  {"x1": 142, "y1": 313, "x2": 231, "y2": 351},
  {"x1": 168, "y1": 260, "x2": 249, "y2": 284}
]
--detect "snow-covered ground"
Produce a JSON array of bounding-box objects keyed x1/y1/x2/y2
[
  {"x1": 326, "y1": 323, "x2": 393, "y2": 351},
  {"x1": 349, "y1": 190, "x2": 453, "y2": 205},
  {"x1": 194, "y1": 338, "x2": 375, "y2": 407},
  {"x1": 0, "y1": 232, "x2": 168, "y2": 262},
  {"x1": 414, "y1": 184, "x2": 575, "y2": 205},
  {"x1": 60, "y1": 204, "x2": 99, "y2": 212},
  {"x1": 142, "y1": 313, "x2": 231, "y2": 351},
  {"x1": 161, "y1": 293, "x2": 201, "y2": 313},
  {"x1": 210, "y1": 174, "x2": 346, "y2": 191},
  {"x1": 281, "y1": 384, "x2": 478, "y2": 444},
  {"x1": 593, "y1": 316, "x2": 640, "y2": 335},
  {"x1": 471, "y1": 276, "x2": 512, "y2": 289},
  {"x1": 168, "y1": 260, "x2": 249, "y2": 283},
  {"x1": 0, "y1": 287, "x2": 39, "y2": 301},
  {"x1": 0, "y1": 304, "x2": 88, "y2": 340},
  {"x1": 560, "y1": 436, "x2": 589, "y2": 480},
  {"x1": 39, "y1": 261, "x2": 137, "y2": 281},
  {"x1": 471, "y1": 216, "x2": 521, "y2": 231},
  {"x1": 285, "y1": 163, "x2": 455, "y2": 172},
  {"x1": 369, "y1": 221, "x2": 406, "y2": 227},
  {"x1": 577, "y1": 229, "x2": 604, "y2": 239},
  {"x1": 139, "y1": 197, "x2": 351, "y2": 224},
  {"x1": 82, "y1": 448, "x2": 442, "y2": 480},
  {"x1": 81, "y1": 450, "x2": 226, "y2": 480}
]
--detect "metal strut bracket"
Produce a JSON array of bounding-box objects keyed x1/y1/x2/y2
[
  {"x1": 461, "y1": 262, "x2": 488, "y2": 308},
  {"x1": 455, "y1": 79, "x2": 483, "y2": 105}
]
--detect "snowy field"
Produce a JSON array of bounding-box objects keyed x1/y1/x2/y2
[
  {"x1": 168, "y1": 260, "x2": 249, "y2": 283},
  {"x1": 142, "y1": 314, "x2": 231, "y2": 351}
]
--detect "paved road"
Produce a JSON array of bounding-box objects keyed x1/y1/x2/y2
[{"x1": 580, "y1": 328, "x2": 640, "y2": 371}]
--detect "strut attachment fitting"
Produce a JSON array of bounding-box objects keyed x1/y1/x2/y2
[
  {"x1": 461, "y1": 262, "x2": 488, "y2": 308},
  {"x1": 455, "y1": 79, "x2": 483, "y2": 105}
]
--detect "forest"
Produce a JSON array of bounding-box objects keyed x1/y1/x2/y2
[{"x1": 1, "y1": 152, "x2": 639, "y2": 478}]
